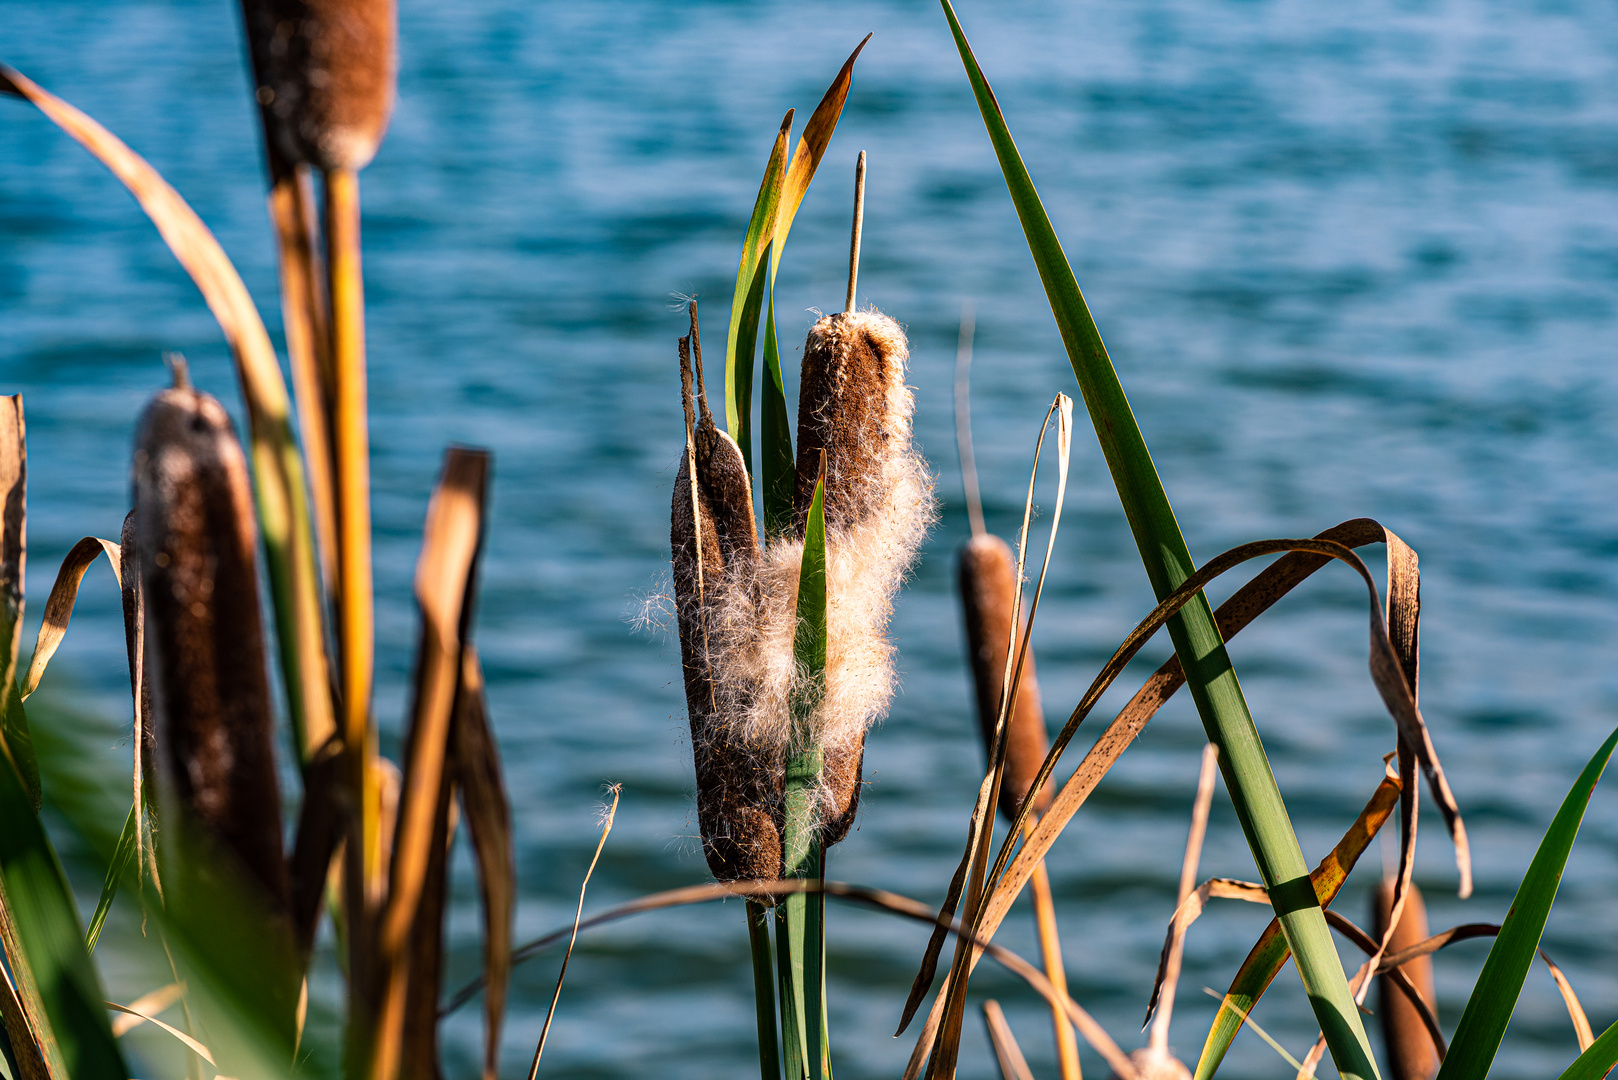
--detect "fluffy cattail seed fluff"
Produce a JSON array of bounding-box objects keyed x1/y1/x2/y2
[
  {"x1": 238, "y1": 0, "x2": 397, "y2": 172},
  {"x1": 134, "y1": 383, "x2": 289, "y2": 910},
  {"x1": 958, "y1": 533, "x2": 1052, "y2": 820}
]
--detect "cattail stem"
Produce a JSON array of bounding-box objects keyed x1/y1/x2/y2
[
  {"x1": 747, "y1": 900, "x2": 783, "y2": 1080},
  {"x1": 1028, "y1": 854, "x2": 1081, "y2": 1080},
  {"x1": 326, "y1": 164, "x2": 379, "y2": 1042},
  {"x1": 844, "y1": 151, "x2": 865, "y2": 313},
  {"x1": 269, "y1": 167, "x2": 339, "y2": 608}
]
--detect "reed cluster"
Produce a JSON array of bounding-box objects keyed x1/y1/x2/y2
[{"x1": 0, "y1": 4, "x2": 1615, "y2": 1080}]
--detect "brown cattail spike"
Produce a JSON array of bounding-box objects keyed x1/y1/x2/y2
[
  {"x1": 134, "y1": 383, "x2": 289, "y2": 913},
  {"x1": 791, "y1": 309, "x2": 933, "y2": 844},
  {"x1": 958, "y1": 534, "x2": 1051, "y2": 820},
  {"x1": 1372, "y1": 879, "x2": 1438, "y2": 1080},
  {"x1": 238, "y1": 0, "x2": 397, "y2": 173},
  {"x1": 671, "y1": 308, "x2": 778, "y2": 882}
]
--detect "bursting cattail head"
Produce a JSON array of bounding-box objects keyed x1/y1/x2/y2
[
  {"x1": 786, "y1": 308, "x2": 933, "y2": 844},
  {"x1": 958, "y1": 533, "x2": 1052, "y2": 821},
  {"x1": 669, "y1": 306, "x2": 934, "y2": 883},
  {"x1": 134, "y1": 377, "x2": 289, "y2": 912},
  {"x1": 239, "y1": 0, "x2": 397, "y2": 172},
  {"x1": 670, "y1": 325, "x2": 780, "y2": 882}
]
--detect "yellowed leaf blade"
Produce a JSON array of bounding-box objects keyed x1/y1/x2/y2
[
  {"x1": 20, "y1": 537, "x2": 120, "y2": 701},
  {"x1": 451, "y1": 649, "x2": 514, "y2": 1080},
  {"x1": 0, "y1": 63, "x2": 335, "y2": 767},
  {"x1": 371, "y1": 447, "x2": 490, "y2": 1080}
]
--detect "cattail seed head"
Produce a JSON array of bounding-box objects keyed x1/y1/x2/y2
[
  {"x1": 787, "y1": 309, "x2": 933, "y2": 843},
  {"x1": 1372, "y1": 880, "x2": 1438, "y2": 1080},
  {"x1": 671, "y1": 335, "x2": 780, "y2": 882},
  {"x1": 958, "y1": 533, "x2": 1052, "y2": 820},
  {"x1": 239, "y1": 0, "x2": 397, "y2": 172},
  {"x1": 134, "y1": 383, "x2": 289, "y2": 911},
  {"x1": 671, "y1": 308, "x2": 933, "y2": 883}
]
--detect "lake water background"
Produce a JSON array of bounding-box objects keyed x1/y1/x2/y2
[{"x1": 2, "y1": 0, "x2": 1616, "y2": 1077}]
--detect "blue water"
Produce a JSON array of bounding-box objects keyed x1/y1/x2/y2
[{"x1": 3, "y1": 1, "x2": 1617, "y2": 1077}]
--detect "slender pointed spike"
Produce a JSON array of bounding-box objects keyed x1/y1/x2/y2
[{"x1": 844, "y1": 151, "x2": 866, "y2": 313}]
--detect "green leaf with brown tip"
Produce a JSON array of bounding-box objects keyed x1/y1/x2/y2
[
  {"x1": 725, "y1": 112, "x2": 793, "y2": 473},
  {"x1": 937, "y1": 5, "x2": 1379, "y2": 1078}
]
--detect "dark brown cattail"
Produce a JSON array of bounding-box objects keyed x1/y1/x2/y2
[
  {"x1": 134, "y1": 376, "x2": 289, "y2": 912},
  {"x1": 238, "y1": 0, "x2": 397, "y2": 173},
  {"x1": 670, "y1": 320, "x2": 779, "y2": 882},
  {"x1": 791, "y1": 310, "x2": 932, "y2": 845},
  {"x1": 1372, "y1": 879, "x2": 1438, "y2": 1080},
  {"x1": 958, "y1": 533, "x2": 1051, "y2": 821}
]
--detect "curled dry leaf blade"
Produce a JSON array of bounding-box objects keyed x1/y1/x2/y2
[
  {"x1": 906, "y1": 524, "x2": 1465, "y2": 1074},
  {"x1": 0, "y1": 63, "x2": 335, "y2": 766},
  {"x1": 1538, "y1": 951, "x2": 1593, "y2": 1053},
  {"x1": 107, "y1": 983, "x2": 184, "y2": 1039},
  {"x1": 450, "y1": 648, "x2": 514, "y2": 1080},
  {"x1": 903, "y1": 396, "x2": 1069, "y2": 1062},
  {"x1": 20, "y1": 537, "x2": 121, "y2": 702},
  {"x1": 371, "y1": 447, "x2": 490, "y2": 1080},
  {"x1": 105, "y1": 1000, "x2": 213, "y2": 1065}
]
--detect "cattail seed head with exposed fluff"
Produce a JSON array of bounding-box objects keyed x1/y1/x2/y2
[
  {"x1": 238, "y1": 0, "x2": 396, "y2": 172},
  {"x1": 958, "y1": 533, "x2": 1052, "y2": 821},
  {"x1": 134, "y1": 382, "x2": 289, "y2": 911},
  {"x1": 784, "y1": 309, "x2": 934, "y2": 843},
  {"x1": 670, "y1": 307, "x2": 933, "y2": 881},
  {"x1": 671, "y1": 334, "x2": 780, "y2": 882}
]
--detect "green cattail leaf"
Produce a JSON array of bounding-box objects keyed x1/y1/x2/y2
[
  {"x1": 83, "y1": 804, "x2": 136, "y2": 953},
  {"x1": 776, "y1": 464, "x2": 828, "y2": 1080},
  {"x1": 1556, "y1": 1017, "x2": 1618, "y2": 1080},
  {"x1": 792, "y1": 465, "x2": 828, "y2": 695},
  {"x1": 937, "y1": 5, "x2": 1379, "y2": 1079},
  {"x1": 1437, "y1": 722, "x2": 1618, "y2": 1080},
  {"x1": 0, "y1": 719, "x2": 126, "y2": 1080},
  {"x1": 760, "y1": 291, "x2": 795, "y2": 537},
  {"x1": 726, "y1": 112, "x2": 793, "y2": 474}
]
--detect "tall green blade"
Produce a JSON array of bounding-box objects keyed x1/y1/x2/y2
[
  {"x1": 747, "y1": 900, "x2": 783, "y2": 1080},
  {"x1": 760, "y1": 291, "x2": 795, "y2": 536},
  {"x1": 83, "y1": 803, "x2": 137, "y2": 952},
  {"x1": 726, "y1": 113, "x2": 793, "y2": 475},
  {"x1": 777, "y1": 466, "x2": 828, "y2": 1080},
  {"x1": 1437, "y1": 722, "x2": 1618, "y2": 1080},
  {"x1": 938, "y1": 5, "x2": 1378, "y2": 1078},
  {"x1": 0, "y1": 706, "x2": 126, "y2": 1080},
  {"x1": 1556, "y1": 1017, "x2": 1618, "y2": 1080}
]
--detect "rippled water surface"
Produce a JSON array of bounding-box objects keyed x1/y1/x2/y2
[{"x1": 3, "y1": 1, "x2": 1617, "y2": 1077}]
